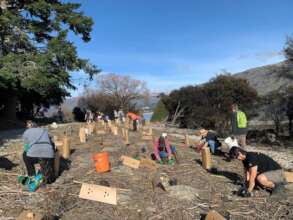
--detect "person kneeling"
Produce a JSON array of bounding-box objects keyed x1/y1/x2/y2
[
  {"x1": 22, "y1": 121, "x2": 56, "y2": 186},
  {"x1": 198, "y1": 129, "x2": 220, "y2": 155},
  {"x1": 153, "y1": 133, "x2": 178, "y2": 165},
  {"x1": 229, "y1": 147, "x2": 286, "y2": 197}
]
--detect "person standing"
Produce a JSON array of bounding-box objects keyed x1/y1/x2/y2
[{"x1": 231, "y1": 104, "x2": 248, "y2": 147}]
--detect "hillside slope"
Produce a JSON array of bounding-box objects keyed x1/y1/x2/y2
[{"x1": 235, "y1": 61, "x2": 293, "y2": 96}]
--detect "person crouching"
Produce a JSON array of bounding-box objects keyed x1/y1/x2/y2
[
  {"x1": 22, "y1": 120, "x2": 55, "y2": 184},
  {"x1": 198, "y1": 129, "x2": 220, "y2": 155},
  {"x1": 229, "y1": 146, "x2": 286, "y2": 196},
  {"x1": 153, "y1": 133, "x2": 179, "y2": 165}
]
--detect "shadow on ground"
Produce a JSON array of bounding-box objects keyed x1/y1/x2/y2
[{"x1": 0, "y1": 157, "x2": 18, "y2": 170}]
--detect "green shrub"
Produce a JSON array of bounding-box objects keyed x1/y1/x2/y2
[{"x1": 151, "y1": 99, "x2": 168, "y2": 122}]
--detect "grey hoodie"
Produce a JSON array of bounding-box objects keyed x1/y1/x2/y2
[{"x1": 22, "y1": 128, "x2": 54, "y2": 158}]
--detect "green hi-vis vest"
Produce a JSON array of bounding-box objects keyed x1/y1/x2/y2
[{"x1": 237, "y1": 111, "x2": 247, "y2": 128}]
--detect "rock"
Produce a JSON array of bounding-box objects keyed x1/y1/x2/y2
[
  {"x1": 167, "y1": 185, "x2": 199, "y2": 201},
  {"x1": 146, "y1": 207, "x2": 156, "y2": 213},
  {"x1": 111, "y1": 165, "x2": 134, "y2": 175}
]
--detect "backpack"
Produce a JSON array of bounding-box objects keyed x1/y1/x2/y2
[{"x1": 237, "y1": 111, "x2": 247, "y2": 128}]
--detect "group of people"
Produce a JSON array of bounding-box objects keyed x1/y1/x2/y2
[
  {"x1": 193, "y1": 104, "x2": 287, "y2": 197},
  {"x1": 19, "y1": 103, "x2": 287, "y2": 197}
]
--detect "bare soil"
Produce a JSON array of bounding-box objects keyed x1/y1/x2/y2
[{"x1": 0, "y1": 123, "x2": 293, "y2": 220}]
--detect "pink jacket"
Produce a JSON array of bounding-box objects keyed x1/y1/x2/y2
[{"x1": 153, "y1": 138, "x2": 172, "y2": 160}]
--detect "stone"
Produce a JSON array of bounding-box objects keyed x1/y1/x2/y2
[{"x1": 167, "y1": 185, "x2": 200, "y2": 201}]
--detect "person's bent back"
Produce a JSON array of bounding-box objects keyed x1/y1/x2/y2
[{"x1": 22, "y1": 121, "x2": 55, "y2": 184}]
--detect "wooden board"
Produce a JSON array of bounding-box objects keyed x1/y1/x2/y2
[
  {"x1": 284, "y1": 171, "x2": 293, "y2": 183},
  {"x1": 121, "y1": 155, "x2": 140, "y2": 169},
  {"x1": 16, "y1": 210, "x2": 43, "y2": 220},
  {"x1": 205, "y1": 210, "x2": 226, "y2": 220},
  {"x1": 202, "y1": 147, "x2": 212, "y2": 170},
  {"x1": 79, "y1": 183, "x2": 117, "y2": 205}
]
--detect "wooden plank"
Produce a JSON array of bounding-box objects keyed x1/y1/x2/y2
[
  {"x1": 284, "y1": 171, "x2": 293, "y2": 183},
  {"x1": 205, "y1": 210, "x2": 226, "y2": 220},
  {"x1": 201, "y1": 147, "x2": 212, "y2": 170},
  {"x1": 79, "y1": 183, "x2": 117, "y2": 205},
  {"x1": 16, "y1": 210, "x2": 43, "y2": 220},
  {"x1": 121, "y1": 155, "x2": 140, "y2": 169}
]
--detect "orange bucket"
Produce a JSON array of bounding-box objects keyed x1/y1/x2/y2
[{"x1": 93, "y1": 152, "x2": 110, "y2": 173}]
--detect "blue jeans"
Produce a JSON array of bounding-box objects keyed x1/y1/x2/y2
[
  {"x1": 159, "y1": 146, "x2": 176, "y2": 159},
  {"x1": 208, "y1": 140, "x2": 218, "y2": 154}
]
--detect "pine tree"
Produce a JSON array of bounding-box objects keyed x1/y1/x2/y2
[{"x1": 0, "y1": 0, "x2": 100, "y2": 118}]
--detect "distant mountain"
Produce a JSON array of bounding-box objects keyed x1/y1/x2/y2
[{"x1": 235, "y1": 61, "x2": 293, "y2": 96}]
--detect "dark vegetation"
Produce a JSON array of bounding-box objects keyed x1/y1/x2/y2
[
  {"x1": 0, "y1": 0, "x2": 99, "y2": 121},
  {"x1": 157, "y1": 75, "x2": 258, "y2": 134}
]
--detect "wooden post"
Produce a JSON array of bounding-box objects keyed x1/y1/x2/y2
[
  {"x1": 113, "y1": 126, "x2": 118, "y2": 135},
  {"x1": 201, "y1": 147, "x2": 212, "y2": 170},
  {"x1": 185, "y1": 133, "x2": 190, "y2": 147},
  {"x1": 124, "y1": 128, "x2": 129, "y2": 144},
  {"x1": 79, "y1": 127, "x2": 86, "y2": 143},
  {"x1": 62, "y1": 136, "x2": 70, "y2": 159}
]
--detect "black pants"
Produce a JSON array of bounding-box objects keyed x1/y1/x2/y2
[
  {"x1": 133, "y1": 120, "x2": 138, "y2": 131},
  {"x1": 23, "y1": 152, "x2": 55, "y2": 184}
]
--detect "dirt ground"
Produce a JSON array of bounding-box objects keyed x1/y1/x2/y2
[{"x1": 0, "y1": 123, "x2": 293, "y2": 220}]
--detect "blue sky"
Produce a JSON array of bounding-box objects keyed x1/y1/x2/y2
[{"x1": 69, "y1": 0, "x2": 293, "y2": 96}]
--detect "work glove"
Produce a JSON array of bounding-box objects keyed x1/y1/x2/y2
[
  {"x1": 168, "y1": 158, "x2": 174, "y2": 166},
  {"x1": 23, "y1": 144, "x2": 30, "y2": 153}
]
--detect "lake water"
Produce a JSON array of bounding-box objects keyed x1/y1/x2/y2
[{"x1": 143, "y1": 112, "x2": 153, "y2": 121}]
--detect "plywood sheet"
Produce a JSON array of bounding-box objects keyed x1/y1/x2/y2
[
  {"x1": 121, "y1": 155, "x2": 140, "y2": 169},
  {"x1": 205, "y1": 210, "x2": 226, "y2": 220},
  {"x1": 79, "y1": 183, "x2": 117, "y2": 205},
  {"x1": 284, "y1": 171, "x2": 293, "y2": 183}
]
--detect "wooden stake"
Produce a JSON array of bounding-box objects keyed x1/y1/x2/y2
[
  {"x1": 201, "y1": 147, "x2": 212, "y2": 170},
  {"x1": 79, "y1": 127, "x2": 86, "y2": 143},
  {"x1": 185, "y1": 133, "x2": 190, "y2": 146},
  {"x1": 62, "y1": 136, "x2": 70, "y2": 159}
]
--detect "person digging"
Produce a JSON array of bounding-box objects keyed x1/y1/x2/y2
[
  {"x1": 152, "y1": 133, "x2": 179, "y2": 165},
  {"x1": 20, "y1": 120, "x2": 56, "y2": 191},
  {"x1": 229, "y1": 146, "x2": 287, "y2": 197}
]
